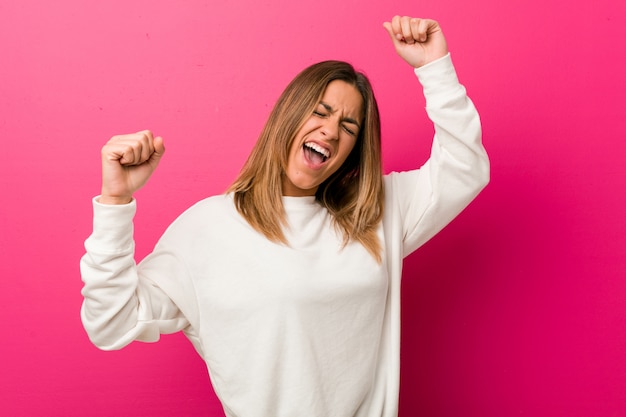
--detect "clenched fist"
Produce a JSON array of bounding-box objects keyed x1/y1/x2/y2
[
  {"x1": 99, "y1": 130, "x2": 165, "y2": 205},
  {"x1": 383, "y1": 16, "x2": 448, "y2": 68}
]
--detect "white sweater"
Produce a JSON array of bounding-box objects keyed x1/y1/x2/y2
[{"x1": 80, "y1": 54, "x2": 489, "y2": 417}]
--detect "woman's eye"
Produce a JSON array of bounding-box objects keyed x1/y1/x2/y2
[
  {"x1": 313, "y1": 110, "x2": 326, "y2": 117},
  {"x1": 343, "y1": 125, "x2": 356, "y2": 136}
]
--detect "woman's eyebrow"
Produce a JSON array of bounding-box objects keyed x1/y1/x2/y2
[
  {"x1": 320, "y1": 102, "x2": 334, "y2": 113},
  {"x1": 319, "y1": 102, "x2": 361, "y2": 129}
]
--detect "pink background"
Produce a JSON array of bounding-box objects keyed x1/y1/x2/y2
[{"x1": 1, "y1": 0, "x2": 625, "y2": 415}]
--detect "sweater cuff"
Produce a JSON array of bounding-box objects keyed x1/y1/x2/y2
[
  {"x1": 413, "y1": 53, "x2": 464, "y2": 105},
  {"x1": 88, "y1": 196, "x2": 136, "y2": 251}
]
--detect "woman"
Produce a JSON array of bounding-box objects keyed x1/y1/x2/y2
[{"x1": 81, "y1": 16, "x2": 489, "y2": 417}]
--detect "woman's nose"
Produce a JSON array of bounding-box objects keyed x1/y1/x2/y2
[{"x1": 320, "y1": 118, "x2": 339, "y2": 140}]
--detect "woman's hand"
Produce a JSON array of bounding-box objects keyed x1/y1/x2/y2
[
  {"x1": 99, "y1": 130, "x2": 165, "y2": 204},
  {"x1": 383, "y1": 16, "x2": 448, "y2": 68}
]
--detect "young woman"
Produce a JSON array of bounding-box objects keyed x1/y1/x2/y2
[{"x1": 81, "y1": 16, "x2": 489, "y2": 417}]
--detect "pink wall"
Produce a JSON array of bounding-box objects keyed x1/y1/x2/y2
[{"x1": 1, "y1": 0, "x2": 624, "y2": 415}]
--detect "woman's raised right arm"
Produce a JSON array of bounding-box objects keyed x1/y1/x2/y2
[{"x1": 80, "y1": 131, "x2": 189, "y2": 350}]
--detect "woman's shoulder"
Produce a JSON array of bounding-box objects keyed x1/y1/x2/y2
[
  {"x1": 179, "y1": 193, "x2": 235, "y2": 220},
  {"x1": 161, "y1": 194, "x2": 231, "y2": 229},
  {"x1": 151, "y1": 194, "x2": 238, "y2": 251},
  {"x1": 383, "y1": 169, "x2": 421, "y2": 194}
]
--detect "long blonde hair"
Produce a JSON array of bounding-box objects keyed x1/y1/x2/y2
[{"x1": 227, "y1": 60, "x2": 384, "y2": 262}]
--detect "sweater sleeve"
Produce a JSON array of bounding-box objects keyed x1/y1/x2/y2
[
  {"x1": 80, "y1": 198, "x2": 191, "y2": 350},
  {"x1": 385, "y1": 53, "x2": 490, "y2": 257}
]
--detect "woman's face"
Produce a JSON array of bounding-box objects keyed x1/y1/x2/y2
[{"x1": 282, "y1": 80, "x2": 363, "y2": 197}]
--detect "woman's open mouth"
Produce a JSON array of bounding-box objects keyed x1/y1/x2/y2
[{"x1": 303, "y1": 142, "x2": 330, "y2": 167}]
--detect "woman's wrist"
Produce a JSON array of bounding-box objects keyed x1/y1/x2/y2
[{"x1": 98, "y1": 194, "x2": 133, "y2": 205}]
